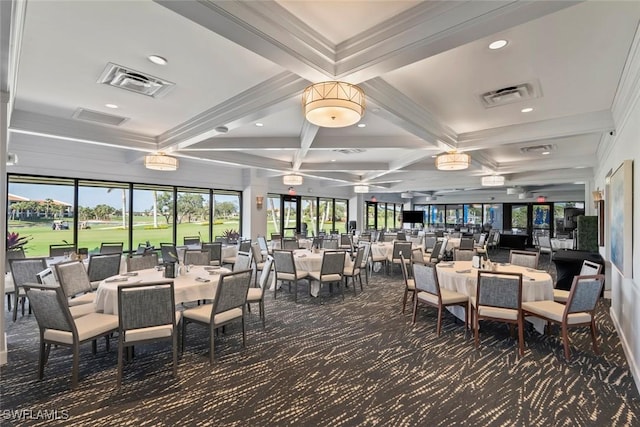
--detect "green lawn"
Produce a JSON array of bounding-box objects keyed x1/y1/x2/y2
[{"x1": 9, "y1": 218, "x2": 240, "y2": 257}]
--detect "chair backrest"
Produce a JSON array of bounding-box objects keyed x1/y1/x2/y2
[
  {"x1": 9, "y1": 257, "x2": 48, "y2": 287},
  {"x1": 322, "y1": 238, "x2": 338, "y2": 250},
  {"x1": 160, "y1": 244, "x2": 179, "y2": 264},
  {"x1": 538, "y1": 236, "x2": 553, "y2": 254},
  {"x1": 202, "y1": 242, "x2": 222, "y2": 263},
  {"x1": 118, "y1": 281, "x2": 176, "y2": 337},
  {"x1": 489, "y1": 231, "x2": 500, "y2": 245},
  {"x1": 392, "y1": 242, "x2": 413, "y2": 261},
  {"x1": 476, "y1": 271, "x2": 522, "y2": 310},
  {"x1": 55, "y1": 260, "x2": 93, "y2": 298},
  {"x1": 23, "y1": 283, "x2": 75, "y2": 335},
  {"x1": 282, "y1": 238, "x2": 299, "y2": 250},
  {"x1": 312, "y1": 237, "x2": 324, "y2": 248},
  {"x1": 87, "y1": 253, "x2": 122, "y2": 282},
  {"x1": 439, "y1": 238, "x2": 449, "y2": 257},
  {"x1": 183, "y1": 236, "x2": 201, "y2": 246},
  {"x1": 271, "y1": 233, "x2": 282, "y2": 242},
  {"x1": 273, "y1": 250, "x2": 296, "y2": 275},
  {"x1": 580, "y1": 260, "x2": 602, "y2": 276},
  {"x1": 49, "y1": 244, "x2": 76, "y2": 257},
  {"x1": 213, "y1": 270, "x2": 252, "y2": 316},
  {"x1": 238, "y1": 239, "x2": 252, "y2": 253},
  {"x1": 359, "y1": 233, "x2": 371, "y2": 242},
  {"x1": 350, "y1": 247, "x2": 365, "y2": 273},
  {"x1": 424, "y1": 236, "x2": 436, "y2": 251},
  {"x1": 250, "y1": 242, "x2": 264, "y2": 264},
  {"x1": 359, "y1": 242, "x2": 372, "y2": 267},
  {"x1": 135, "y1": 243, "x2": 148, "y2": 254},
  {"x1": 413, "y1": 262, "x2": 440, "y2": 296},
  {"x1": 396, "y1": 231, "x2": 406, "y2": 241},
  {"x1": 429, "y1": 241, "x2": 443, "y2": 262},
  {"x1": 258, "y1": 257, "x2": 274, "y2": 297},
  {"x1": 411, "y1": 247, "x2": 425, "y2": 264},
  {"x1": 126, "y1": 253, "x2": 159, "y2": 272},
  {"x1": 477, "y1": 233, "x2": 487, "y2": 246},
  {"x1": 459, "y1": 237, "x2": 474, "y2": 250},
  {"x1": 257, "y1": 236, "x2": 269, "y2": 253},
  {"x1": 565, "y1": 275, "x2": 605, "y2": 315},
  {"x1": 234, "y1": 251, "x2": 253, "y2": 272},
  {"x1": 214, "y1": 236, "x2": 227, "y2": 244},
  {"x1": 399, "y1": 254, "x2": 411, "y2": 287},
  {"x1": 184, "y1": 249, "x2": 210, "y2": 266},
  {"x1": 320, "y1": 251, "x2": 346, "y2": 276},
  {"x1": 340, "y1": 234, "x2": 352, "y2": 246},
  {"x1": 37, "y1": 268, "x2": 57, "y2": 285},
  {"x1": 6, "y1": 247, "x2": 26, "y2": 272},
  {"x1": 509, "y1": 250, "x2": 539, "y2": 269},
  {"x1": 100, "y1": 242, "x2": 124, "y2": 254},
  {"x1": 454, "y1": 249, "x2": 475, "y2": 261}
]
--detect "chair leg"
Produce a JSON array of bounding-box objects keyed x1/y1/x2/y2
[
  {"x1": 412, "y1": 297, "x2": 419, "y2": 324},
  {"x1": 12, "y1": 292, "x2": 18, "y2": 322},
  {"x1": 517, "y1": 316, "x2": 525, "y2": 357},
  {"x1": 260, "y1": 301, "x2": 265, "y2": 328},
  {"x1": 436, "y1": 306, "x2": 443, "y2": 337},
  {"x1": 402, "y1": 288, "x2": 408, "y2": 314},
  {"x1": 474, "y1": 308, "x2": 480, "y2": 348},
  {"x1": 242, "y1": 316, "x2": 246, "y2": 347},
  {"x1": 172, "y1": 333, "x2": 178, "y2": 378},
  {"x1": 6, "y1": 293, "x2": 11, "y2": 312},
  {"x1": 562, "y1": 324, "x2": 571, "y2": 360},
  {"x1": 352, "y1": 277, "x2": 357, "y2": 297},
  {"x1": 117, "y1": 337, "x2": 124, "y2": 387},
  {"x1": 71, "y1": 343, "x2": 80, "y2": 389},
  {"x1": 209, "y1": 325, "x2": 216, "y2": 366},
  {"x1": 590, "y1": 319, "x2": 600, "y2": 354},
  {"x1": 38, "y1": 337, "x2": 46, "y2": 380}
]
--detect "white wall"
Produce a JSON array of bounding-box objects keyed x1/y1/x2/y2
[{"x1": 595, "y1": 24, "x2": 640, "y2": 392}]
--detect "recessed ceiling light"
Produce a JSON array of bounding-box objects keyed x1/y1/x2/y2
[
  {"x1": 357, "y1": 123, "x2": 366, "y2": 128},
  {"x1": 105, "y1": 103, "x2": 118, "y2": 109},
  {"x1": 148, "y1": 55, "x2": 167, "y2": 65},
  {"x1": 574, "y1": 181, "x2": 585, "y2": 185},
  {"x1": 521, "y1": 107, "x2": 534, "y2": 113},
  {"x1": 489, "y1": 39, "x2": 508, "y2": 50},
  {"x1": 541, "y1": 151, "x2": 550, "y2": 155},
  {"x1": 431, "y1": 155, "x2": 438, "y2": 158},
  {"x1": 255, "y1": 122, "x2": 264, "y2": 127},
  {"x1": 331, "y1": 159, "x2": 336, "y2": 162},
  {"x1": 574, "y1": 166, "x2": 587, "y2": 169}
]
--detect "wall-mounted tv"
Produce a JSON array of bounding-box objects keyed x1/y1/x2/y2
[{"x1": 401, "y1": 210, "x2": 424, "y2": 224}]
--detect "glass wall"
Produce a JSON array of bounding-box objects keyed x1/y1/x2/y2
[
  {"x1": 446, "y1": 204, "x2": 464, "y2": 227},
  {"x1": 176, "y1": 188, "x2": 210, "y2": 245},
  {"x1": 319, "y1": 198, "x2": 335, "y2": 233},
  {"x1": 334, "y1": 199, "x2": 348, "y2": 233},
  {"x1": 8, "y1": 176, "x2": 75, "y2": 257},
  {"x1": 267, "y1": 194, "x2": 348, "y2": 236},
  {"x1": 7, "y1": 174, "x2": 242, "y2": 257},
  {"x1": 483, "y1": 204, "x2": 503, "y2": 231},
  {"x1": 301, "y1": 197, "x2": 317, "y2": 236},
  {"x1": 510, "y1": 205, "x2": 528, "y2": 231},
  {"x1": 77, "y1": 180, "x2": 130, "y2": 254},
  {"x1": 266, "y1": 195, "x2": 281, "y2": 237}
]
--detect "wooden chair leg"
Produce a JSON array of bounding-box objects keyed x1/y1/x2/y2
[
  {"x1": 38, "y1": 338, "x2": 46, "y2": 380},
  {"x1": 71, "y1": 344, "x2": 80, "y2": 389},
  {"x1": 209, "y1": 325, "x2": 216, "y2": 365},
  {"x1": 562, "y1": 324, "x2": 571, "y2": 360},
  {"x1": 436, "y1": 305, "x2": 443, "y2": 337},
  {"x1": 6, "y1": 293, "x2": 11, "y2": 312},
  {"x1": 117, "y1": 338, "x2": 124, "y2": 387},
  {"x1": 590, "y1": 319, "x2": 600, "y2": 354},
  {"x1": 517, "y1": 316, "x2": 525, "y2": 357},
  {"x1": 260, "y1": 301, "x2": 265, "y2": 328},
  {"x1": 402, "y1": 289, "x2": 408, "y2": 313}
]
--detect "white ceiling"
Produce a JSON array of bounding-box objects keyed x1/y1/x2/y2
[{"x1": 4, "y1": 0, "x2": 640, "y2": 201}]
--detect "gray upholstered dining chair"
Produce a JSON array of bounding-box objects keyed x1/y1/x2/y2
[
  {"x1": 509, "y1": 250, "x2": 540, "y2": 269},
  {"x1": 472, "y1": 271, "x2": 525, "y2": 356},
  {"x1": 343, "y1": 246, "x2": 365, "y2": 296},
  {"x1": 184, "y1": 249, "x2": 211, "y2": 266},
  {"x1": 49, "y1": 244, "x2": 76, "y2": 257},
  {"x1": 182, "y1": 270, "x2": 252, "y2": 364},
  {"x1": 9, "y1": 257, "x2": 47, "y2": 322},
  {"x1": 308, "y1": 251, "x2": 346, "y2": 300},
  {"x1": 117, "y1": 280, "x2": 180, "y2": 387},
  {"x1": 202, "y1": 242, "x2": 222, "y2": 266},
  {"x1": 183, "y1": 235, "x2": 201, "y2": 246},
  {"x1": 388, "y1": 241, "x2": 413, "y2": 275},
  {"x1": 523, "y1": 274, "x2": 605, "y2": 360},
  {"x1": 246, "y1": 256, "x2": 274, "y2": 327},
  {"x1": 358, "y1": 242, "x2": 372, "y2": 285},
  {"x1": 126, "y1": 253, "x2": 159, "y2": 272},
  {"x1": 399, "y1": 254, "x2": 415, "y2": 314},
  {"x1": 87, "y1": 253, "x2": 122, "y2": 288},
  {"x1": 454, "y1": 249, "x2": 475, "y2": 261},
  {"x1": 412, "y1": 262, "x2": 469, "y2": 336},
  {"x1": 99, "y1": 242, "x2": 124, "y2": 254},
  {"x1": 272, "y1": 250, "x2": 309, "y2": 302},
  {"x1": 553, "y1": 260, "x2": 603, "y2": 303},
  {"x1": 233, "y1": 251, "x2": 253, "y2": 272},
  {"x1": 23, "y1": 283, "x2": 119, "y2": 389},
  {"x1": 55, "y1": 260, "x2": 96, "y2": 306},
  {"x1": 37, "y1": 267, "x2": 94, "y2": 318}
]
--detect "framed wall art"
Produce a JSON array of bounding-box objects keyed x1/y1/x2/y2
[{"x1": 609, "y1": 159, "x2": 633, "y2": 277}]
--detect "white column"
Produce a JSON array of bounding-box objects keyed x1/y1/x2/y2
[
  {"x1": 1, "y1": 91, "x2": 8, "y2": 365},
  {"x1": 242, "y1": 169, "x2": 268, "y2": 240}
]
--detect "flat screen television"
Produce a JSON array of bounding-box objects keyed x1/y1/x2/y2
[{"x1": 401, "y1": 210, "x2": 424, "y2": 224}]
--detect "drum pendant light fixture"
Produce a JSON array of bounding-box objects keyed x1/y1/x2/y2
[
  {"x1": 435, "y1": 151, "x2": 470, "y2": 171},
  {"x1": 303, "y1": 81, "x2": 365, "y2": 128},
  {"x1": 144, "y1": 153, "x2": 178, "y2": 171}
]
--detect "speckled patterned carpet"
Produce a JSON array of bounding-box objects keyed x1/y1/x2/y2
[{"x1": 1, "y1": 249, "x2": 639, "y2": 426}]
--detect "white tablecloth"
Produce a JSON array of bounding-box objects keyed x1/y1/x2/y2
[
  {"x1": 94, "y1": 265, "x2": 231, "y2": 315},
  {"x1": 436, "y1": 260, "x2": 553, "y2": 333}
]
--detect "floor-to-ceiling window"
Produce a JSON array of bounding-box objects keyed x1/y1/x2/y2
[
  {"x1": 132, "y1": 185, "x2": 174, "y2": 249},
  {"x1": 334, "y1": 199, "x2": 348, "y2": 233},
  {"x1": 319, "y1": 198, "x2": 335, "y2": 234},
  {"x1": 301, "y1": 196, "x2": 317, "y2": 236},
  {"x1": 7, "y1": 176, "x2": 75, "y2": 257},
  {"x1": 176, "y1": 188, "x2": 210, "y2": 245},
  {"x1": 77, "y1": 180, "x2": 130, "y2": 254},
  {"x1": 213, "y1": 191, "x2": 241, "y2": 239}
]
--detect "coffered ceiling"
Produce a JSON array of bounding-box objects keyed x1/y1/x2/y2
[{"x1": 3, "y1": 0, "x2": 640, "y2": 201}]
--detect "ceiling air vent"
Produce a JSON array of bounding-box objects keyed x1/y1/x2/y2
[
  {"x1": 72, "y1": 108, "x2": 128, "y2": 126},
  {"x1": 333, "y1": 148, "x2": 366, "y2": 155},
  {"x1": 520, "y1": 144, "x2": 554, "y2": 154},
  {"x1": 97, "y1": 63, "x2": 174, "y2": 98},
  {"x1": 480, "y1": 81, "x2": 540, "y2": 108}
]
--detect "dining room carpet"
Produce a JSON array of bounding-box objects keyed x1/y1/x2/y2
[{"x1": 1, "y1": 249, "x2": 639, "y2": 426}]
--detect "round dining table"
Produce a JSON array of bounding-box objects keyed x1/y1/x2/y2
[
  {"x1": 94, "y1": 265, "x2": 231, "y2": 315},
  {"x1": 435, "y1": 260, "x2": 554, "y2": 333}
]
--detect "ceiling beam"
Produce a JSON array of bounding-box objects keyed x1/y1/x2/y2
[
  {"x1": 292, "y1": 120, "x2": 319, "y2": 170},
  {"x1": 181, "y1": 137, "x2": 301, "y2": 151}
]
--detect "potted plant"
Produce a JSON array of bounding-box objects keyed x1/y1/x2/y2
[
  {"x1": 7, "y1": 231, "x2": 31, "y2": 252},
  {"x1": 222, "y1": 229, "x2": 240, "y2": 244}
]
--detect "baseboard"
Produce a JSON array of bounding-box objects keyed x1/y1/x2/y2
[
  {"x1": 610, "y1": 307, "x2": 640, "y2": 395},
  {"x1": 0, "y1": 333, "x2": 7, "y2": 365}
]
